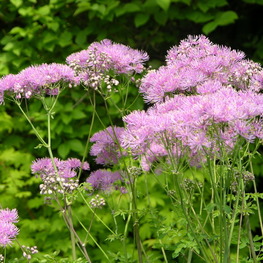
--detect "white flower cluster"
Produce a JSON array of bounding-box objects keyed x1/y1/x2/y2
[
  {"x1": 22, "y1": 245, "x2": 38, "y2": 260},
  {"x1": 90, "y1": 194, "x2": 106, "y2": 208},
  {"x1": 39, "y1": 173, "x2": 79, "y2": 195}
]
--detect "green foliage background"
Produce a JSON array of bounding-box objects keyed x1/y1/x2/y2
[{"x1": 1, "y1": 0, "x2": 263, "y2": 261}]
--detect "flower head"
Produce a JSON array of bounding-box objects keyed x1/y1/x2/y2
[
  {"x1": 140, "y1": 35, "x2": 263, "y2": 104},
  {"x1": 87, "y1": 169, "x2": 122, "y2": 192},
  {"x1": 90, "y1": 126, "x2": 126, "y2": 165},
  {"x1": 32, "y1": 157, "x2": 89, "y2": 195},
  {"x1": 0, "y1": 63, "x2": 77, "y2": 102},
  {"x1": 66, "y1": 39, "x2": 148, "y2": 91},
  {"x1": 0, "y1": 209, "x2": 19, "y2": 247},
  {"x1": 67, "y1": 39, "x2": 149, "y2": 74}
]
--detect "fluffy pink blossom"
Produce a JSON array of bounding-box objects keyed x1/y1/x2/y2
[
  {"x1": 140, "y1": 35, "x2": 263, "y2": 104},
  {"x1": 66, "y1": 39, "x2": 149, "y2": 74},
  {"x1": 0, "y1": 209, "x2": 19, "y2": 247},
  {"x1": 122, "y1": 88, "x2": 263, "y2": 169},
  {"x1": 87, "y1": 169, "x2": 122, "y2": 192},
  {"x1": 31, "y1": 157, "x2": 89, "y2": 178},
  {"x1": 0, "y1": 63, "x2": 77, "y2": 102},
  {"x1": 90, "y1": 126, "x2": 126, "y2": 165}
]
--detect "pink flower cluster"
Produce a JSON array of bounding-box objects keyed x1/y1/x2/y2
[
  {"x1": 66, "y1": 39, "x2": 149, "y2": 75},
  {"x1": 140, "y1": 35, "x2": 263, "y2": 103},
  {"x1": 0, "y1": 63, "x2": 77, "y2": 103},
  {"x1": 66, "y1": 39, "x2": 149, "y2": 91},
  {"x1": 86, "y1": 169, "x2": 122, "y2": 192},
  {"x1": 0, "y1": 208, "x2": 19, "y2": 247},
  {"x1": 90, "y1": 126, "x2": 126, "y2": 165},
  {"x1": 31, "y1": 157, "x2": 90, "y2": 178},
  {"x1": 90, "y1": 35, "x2": 263, "y2": 171}
]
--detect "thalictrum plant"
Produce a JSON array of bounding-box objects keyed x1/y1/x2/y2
[{"x1": 0, "y1": 35, "x2": 263, "y2": 263}]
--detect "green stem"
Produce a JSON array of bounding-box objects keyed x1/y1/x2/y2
[
  {"x1": 78, "y1": 91, "x2": 96, "y2": 178},
  {"x1": 14, "y1": 99, "x2": 48, "y2": 147},
  {"x1": 245, "y1": 215, "x2": 257, "y2": 262},
  {"x1": 77, "y1": 218, "x2": 110, "y2": 262},
  {"x1": 187, "y1": 249, "x2": 193, "y2": 263},
  {"x1": 78, "y1": 190, "x2": 115, "y2": 235},
  {"x1": 68, "y1": 206, "x2": 77, "y2": 261}
]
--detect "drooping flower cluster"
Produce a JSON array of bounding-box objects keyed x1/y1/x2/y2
[
  {"x1": 66, "y1": 39, "x2": 149, "y2": 91},
  {"x1": 31, "y1": 158, "x2": 90, "y2": 195},
  {"x1": 0, "y1": 208, "x2": 19, "y2": 247},
  {"x1": 90, "y1": 126, "x2": 126, "y2": 165},
  {"x1": 140, "y1": 35, "x2": 263, "y2": 103},
  {"x1": 87, "y1": 170, "x2": 123, "y2": 192},
  {"x1": 0, "y1": 63, "x2": 77, "y2": 103}
]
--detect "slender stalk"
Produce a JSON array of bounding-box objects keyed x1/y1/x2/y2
[
  {"x1": 61, "y1": 209, "x2": 92, "y2": 262},
  {"x1": 78, "y1": 190, "x2": 116, "y2": 235},
  {"x1": 68, "y1": 206, "x2": 77, "y2": 261},
  {"x1": 187, "y1": 249, "x2": 193, "y2": 263},
  {"x1": 14, "y1": 100, "x2": 48, "y2": 147},
  {"x1": 78, "y1": 91, "x2": 96, "y2": 178},
  {"x1": 77, "y1": 219, "x2": 110, "y2": 262},
  {"x1": 245, "y1": 215, "x2": 257, "y2": 262},
  {"x1": 236, "y1": 212, "x2": 243, "y2": 262}
]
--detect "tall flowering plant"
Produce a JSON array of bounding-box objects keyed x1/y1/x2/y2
[{"x1": 0, "y1": 35, "x2": 262, "y2": 262}]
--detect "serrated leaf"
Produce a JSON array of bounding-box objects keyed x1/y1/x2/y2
[
  {"x1": 156, "y1": 0, "x2": 170, "y2": 11},
  {"x1": 134, "y1": 14, "x2": 150, "y2": 27}
]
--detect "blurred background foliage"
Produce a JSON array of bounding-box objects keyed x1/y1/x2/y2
[{"x1": 1, "y1": 0, "x2": 263, "y2": 261}]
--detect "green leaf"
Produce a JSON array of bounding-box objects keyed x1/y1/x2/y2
[
  {"x1": 242, "y1": 0, "x2": 263, "y2": 4},
  {"x1": 61, "y1": 113, "x2": 72, "y2": 124},
  {"x1": 115, "y1": 3, "x2": 141, "y2": 17},
  {"x1": 68, "y1": 139, "x2": 84, "y2": 153},
  {"x1": 42, "y1": 32, "x2": 57, "y2": 44},
  {"x1": 9, "y1": 26, "x2": 26, "y2": 37},
  {"x1": 15, "y1": 191, "x2": 32, "y2": 198},
  {"x1": 154, "y1": 12, "x2": 168, "y2": 25},
  {"x1": 202, "y1": 21, "x2": 218, "y2": 35},
  {"x1": 58, "y1": 31, "x2": 73, "y2": 47},
  {"x1": 71, "y1": 110, "x2": 86, "y2": 120},
  {"x1": 0, "y1": 112, "x2": 13, "y2": 132},
  {"x1": 156, "y1": 0, "x2": 171, "y2": 11},
  {"x1": 74, "y1": 2, "x2": 91, "y2": 16},
  {"x1": 36, "y1": 5, "x2": 51, "y2": 16},
  {"x1": 75, "y1": 30, "x2": 87, "y2": 45},
  {"x1": 27, "y1": 197, "x2": 43, "y2": 209},
  {"x1": 58, "y1": 143, "x2": 70, "y2": 159},
  {"x1": 47, "y1": 21, "x2": 60, "y2": 32},
  {"x1": 215, "y1": 11, "x2": 238, "y2": 26},
  {"x1": 185, "y1": 10, "x2": 214, "y2": 23},
  {"x1": 134, "y1": 14, "x2": 150, "y2": 27},
  {"x1": 10, "y1": 0, "x2": 23, "y2": 8},
  {"x1": 202, "y1": 11, "x2": 238, "y2": 34}
]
